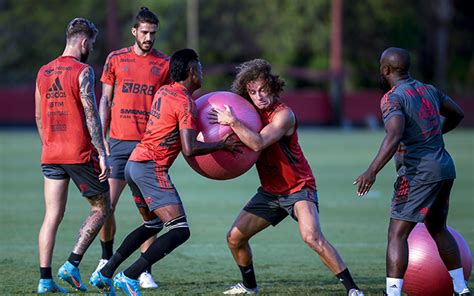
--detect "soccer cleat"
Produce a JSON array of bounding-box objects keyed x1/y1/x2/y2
[
  {"x1": 37, "y1": 278, "x2": 68, "y2": 293},
  {"x1": 90, "y1": 270, "x2": 116, "y2": 296},
  {"x1": 454, "y1": 288, "x2": 472, "y2": 296},
  {"x1": 57, "y1": 261, "x2": 87, "y2": 291},
  {"x1": 94, "y1": 258, "x2": 109, "y2": 273},
  {"x1": 114, "y1": 272, "x2": 141, "y2": 296},
  {"x1": 223, "y1": 283, "x2": 259, "y2": 294},
  {"x1": 139, "y1": 271, "x2": 159, "y2": 289},
  {"x1": 348, "y1": 288, "x2": 365, "y2": 296}
]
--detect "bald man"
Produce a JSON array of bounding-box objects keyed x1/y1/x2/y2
[{"x1": 354, "y1": 48, "x2": 470, "y2": 296}]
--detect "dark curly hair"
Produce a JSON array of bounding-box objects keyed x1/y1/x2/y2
[
  {"x1": 231, "y1": 59, "x2": 285, "y2": 101},
  {"x1": 170, "y1": 49, "x2": 199, "y2": 82}
]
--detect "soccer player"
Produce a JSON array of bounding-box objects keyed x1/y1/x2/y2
[
  {"x1": 89, "y1": 48, "x2": 241, "y2": 296},
  {"x1": 209, "y1": 59, "x2": 364, "y2": 296},
  {"x1": 35, "y1": 18, "x2": 111, "y2": 293},
  {"x1": 97, "y1": 7, "x2": 170, "y2": 288},
  {"x1": 354, "y1": 47, "x2": 470, "y2": 296}
]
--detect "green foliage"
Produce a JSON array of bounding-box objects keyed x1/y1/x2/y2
[{"x1": 0, "y1": 0, "x2": 472, "y2": 93}]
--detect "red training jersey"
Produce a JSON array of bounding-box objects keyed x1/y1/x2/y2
[
  {"x1": 256, "y1": 100, "x2": 316, "y2": 194},
  {"x1": 101, "y1": 47, "x2": 170, "y2": 141},
  {"x1": 129, "y1": 82, "x2": 197, "y2": 167},
  {"x1": 37, "y1": 56, "x2": 95, "y2": 164}
]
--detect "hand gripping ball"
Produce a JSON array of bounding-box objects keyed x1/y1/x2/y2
[
  {"x1": 184, "y1": 91, "x2": 263, "y2": 180},
  {"x1": 403, "y1": 223, "x2": 472, "y2": 296}
]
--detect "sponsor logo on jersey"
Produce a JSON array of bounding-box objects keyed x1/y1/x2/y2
[
  {"x1": 51, "y1": 123, "x2": 67, "y2": 131},
  {"x1": 120, "y1": 58, "x2": 135, "y2": 63},
  {"x1": 55, "y1": 66, "x2": 72, "y2": 71},
  {"x1": 122, "y1": 83, "x2": 155, "y2": 96},
  {"x1": 47, "y1": 111, "x2": 69, "y2": 116},
  {"x1": 46, "y1": 77, "x2": 66, "y2": 99},
  {"x1": 120, "y1": 108, "x2": 149, "y2": 116},
  {"x1": 44, "y1": 68, "x2": 54, "y2": 76},
  {"x1": 418, "y1": 98, "x2": 439, "y2": 119}
]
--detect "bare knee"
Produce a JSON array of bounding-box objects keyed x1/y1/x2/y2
[
  {"x1": 44, "y1": 209, "x2": 65, "y2": 226},
  {"x1": 388, "y1": 220, "x2": 415, "y2": 243},
  {"x1": 301, "y1": 231, "x2": 327, "y2": 254},
  {"x1": 226, "y1": 228, "x2": 248, "y2": 250},
  {"x1": 89, "y1": 192, "x2": 112, "y2": 218}
]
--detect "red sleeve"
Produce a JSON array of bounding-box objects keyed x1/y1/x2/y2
[
  {"x1": 163, "y1": 62, "x2": 172, "y2": 85},
  {"x1": 100, "y1": 52, "x2": 116, "y2": 85},
  {"x1": 177, "y1": 99, "x2": 197, "y2": 130}
]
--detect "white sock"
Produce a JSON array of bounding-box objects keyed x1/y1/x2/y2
[
  {"x1": 449, "y1": 267, "x2": 467, "y2": 293},
  {"x1": 386, "y1": 277, "x2": 403, "y2": 296}
]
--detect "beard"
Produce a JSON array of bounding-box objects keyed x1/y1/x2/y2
[
  {"x1": 137, "y1": 39, "x2": 154, "y2": 52},
  {"x1": 80, "y1": 51, "x2": 89, "y2": 63},
  {"x1": 380, "y1": 75, "x2": 391, "y2": 92}
]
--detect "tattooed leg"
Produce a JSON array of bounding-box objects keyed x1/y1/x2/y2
[{"x1": 72, "y1": 192, "x2": 111, "y2": 255}]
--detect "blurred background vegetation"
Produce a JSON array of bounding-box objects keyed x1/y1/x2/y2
[{"x1": 0, "y1": 0, "x2": 472, "y2": 94}]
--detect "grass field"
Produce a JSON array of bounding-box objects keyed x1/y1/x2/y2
[{"x1": 0, "y1": 128, "x2": 472, "y2": 295}]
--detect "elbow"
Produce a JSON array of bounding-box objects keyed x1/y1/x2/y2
[
  {"x1": 35, "y1": 113, "x2": 42, "y2": 124},
  {"x1": 392, "y1": 135, "x2": 403, "y2": 148},
  {"x1": 251, "y1": 143, "x2": 264, "y2": 152},
  {"x1": 182, "y1": 146, "x2": 194, "y2": 157}
]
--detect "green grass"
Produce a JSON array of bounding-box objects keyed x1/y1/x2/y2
[{"x1": 0, "y1": 128, "x2": 472, "y2": 295}]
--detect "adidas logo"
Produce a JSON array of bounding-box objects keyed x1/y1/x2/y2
[
  {"x1": 46, "y1": 77, "x2": 66, "y2": 99},
  {"x1": 390, "y1": 284, "x2": 398, "y2": 288}
]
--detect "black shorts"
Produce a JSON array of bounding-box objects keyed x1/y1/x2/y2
[
  {"x1": 109, "y1": 138, "x2": 139, "y2": 180},
  {"x1": 243, "y1": 187, "x2": 319, "y2": 226},
  {"x1": 391, "y1": 176, "x2": 453, "y2": 222},
  {"x1": 41, "y1": 159, "x2": 109, "y2": 198},
  {"x1": 125, "y1": 160, "x2": 183, "y2": 212}
]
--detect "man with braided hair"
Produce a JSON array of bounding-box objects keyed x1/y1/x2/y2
[{"x1": 96, "y1": 7, "x2": 170, "y2": 288}]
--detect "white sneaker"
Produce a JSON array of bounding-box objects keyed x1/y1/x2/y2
[
  {"x1": 348, "y1": 288, "x2": 365, "y2": 296},
  {"x1": 454, "y1": 288, "x2": 472, "y2": 296},
  {"x1": 94, "y1": 259, "x2": 108, "y2": 273},
  {"x1": 139, "y1": 271, "x2": 159, "y2": 289},
  {"x1": 223, "y1": 283, "x2": 259, "y2": 294}
]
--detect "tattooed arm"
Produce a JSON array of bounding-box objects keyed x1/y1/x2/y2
[
  {"x1": 79, "y1": 66, "x2": 109, "y2": 181},
  {"x1": 99, "y1": 83, "x2": 114, "y2": 155}
]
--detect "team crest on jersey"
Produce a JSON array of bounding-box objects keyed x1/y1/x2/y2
[{"x1": 151, "y1": 66, "x2": 161, "y2": 76}]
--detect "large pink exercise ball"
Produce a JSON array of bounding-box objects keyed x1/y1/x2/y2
[
  {"x1": 184, "y1": 91, "x2": 262, "y2": 180},
  {"x1": 403, "y1": 223, "x2": 472, "y2": 296}
]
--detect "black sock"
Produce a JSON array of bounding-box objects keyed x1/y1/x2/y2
[
  {"x1": 40, "y1": 267, "x2": 52, "y2": 279},
  {"x1": 101, "y1": 224, "x2": 161, "y2": 278},
  {"x1": 101, "y1": 239, "x2": 114, "y2": 260},
  {"x1": 101, "y1": 253, "x2": 123, "y2": 278},
  {"x1": 67, "y1": 252, "x2": 83, "y2": 267},
  {"x1": 124, "y1": 257, "x2": 150, "y2": 280},
  {"x1": 124, "y1": 217, "x2": 190, "y2": 279},
  {"x1": 141, "y1": 252, "x2": 152, "y2": 273},
  {"x1": 239, "y1": 263, "x2": 257, "y2": 289},
  {"x1": 335, "y1": 268, "x2": 358, "y2": 292}
]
